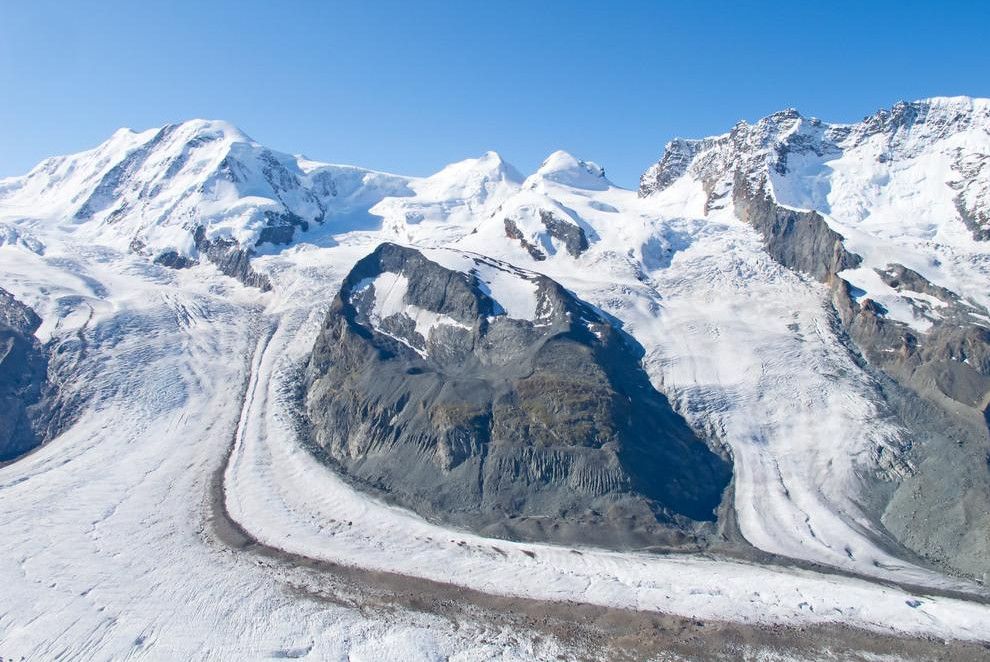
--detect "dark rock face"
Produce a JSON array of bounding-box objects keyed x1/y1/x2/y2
[
  {"x1": 304, "y1": 243, "x2": 731, "y2": 549},
  {"x1": 503, "y1": 218, "x2": 547, "y2": 261},
  {"x1": 732, "y1": 177, "x2": 861, "y2": 282},
  {"x1": 136, "y1": 225, "x2": 275, "y2": 290},
  {"x1": 950, "y1": 151, "x2": 990, "y2": 241},
  {"x1": 503, "y1": 210, "x2": 590, "y2": 261},
  {"x1": 640, "y1": 104, "x2": 990, "y2": 578},
  {"x1": 538, "y1": 210, "x2": 589, "y2": 258},
  {"x1": 192, "y1": 226, "x2": 272, "y2": 292},
  {"x1": 0, "y1": 288, "x2": 51, "y2": 462},
  {"x1": 153, "y1": 250, "x2": 196, "y2": 269},
  {"x1": 256, "y1": 211, "x2": 307, "y2": 246},
  {"x1": 829, "y1": 274, "x2": 990, "y2": 579}
]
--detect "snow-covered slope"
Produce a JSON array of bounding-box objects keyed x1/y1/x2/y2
[
  {"x1": 638, "y1": 96, "x2": 990, "y2": 582},
  {"x1": 0, "y1": 123, "x2": 532, "y2": 269},
  {"x1": 461, "y1": 150, "x2": 649, "y2": 264}
]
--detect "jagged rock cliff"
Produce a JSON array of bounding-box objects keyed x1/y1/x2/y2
[
  {"x1": 304, "y1": 243, "x2": 732, "y2": 549},
  {"x1": 640, "y1": 97, "x2": 990, "y2": 579},
  {"x1": 0, "y1": 288, "x2": 52, "y2": 461}
]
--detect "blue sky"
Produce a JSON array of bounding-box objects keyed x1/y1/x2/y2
[{"x1": 2, "y1": 1, "x2": 988, "y2": 187}]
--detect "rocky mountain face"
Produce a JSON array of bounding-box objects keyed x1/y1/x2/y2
[
  {"x1": 0, "y1": 288, "x2": 52, "y2": 461},
  {"x1": 304, "y1": 243, "x2": 732, "y2": 549},
  {"x1": 640, "y1": 96, "x2": 990, "y2": 578}
]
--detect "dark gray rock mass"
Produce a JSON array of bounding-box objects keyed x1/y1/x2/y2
[
  {"x1": 731, "y1": 177, "x2": 862, "y2": 282},
  {"x1": 192, "y1": 226, "x2": 273, "y2": 292},
  {"x1": 134, "y1": 226, "x2": 274, "y2": 290},
  {"x1": 0, "y1": 288, "x2": 52, "y2": 462},
  {"x1": 538, "y1": 210, "x2": 589, "y2": 258},
  {"x1": 950, "y1": 151, "x2": 990, "y2": 241},
  {"x1": 304, "y1": 243, "x2": 732, "y2": 549},
  {"x1": 503, "y1": 218, "x2": 547, "y2": 261}
]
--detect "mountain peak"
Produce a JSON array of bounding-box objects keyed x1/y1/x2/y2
[
  {"x1": 527, "y1": 150, "x2": 610, "y2": 190},
  {"x1": 164, "y1": 118, "x2": 254, "y2": 144},
  {"x1": 762, "y1": 108, "x2": 803, "y2": 123},
  {"x1": 429, "y1": 150, "x2": 523, "y2": 186}
]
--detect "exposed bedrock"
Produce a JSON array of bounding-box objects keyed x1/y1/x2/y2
[
  {"x1": 192, "y1": 226, "x2": 273, "y2": 291},
  {"x1": 130, "y1": 227, "x2": 274, "y2": 291},
  {"x1": 0, "y1": 288, "x2": 54, "y2": 461},
  {"x1": 304, "y1": 243, "x2": 732, "y2": 550},
  {"x1": 731, "y1": 177, "x2": 862, "y2": 281},
  {"x1": 503, "y1": 210, "x2": 590, "y2": 261}
]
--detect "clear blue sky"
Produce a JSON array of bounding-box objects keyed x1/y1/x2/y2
[{"x1": 2, "y1": 0, "x2": 988, "y2": 187}]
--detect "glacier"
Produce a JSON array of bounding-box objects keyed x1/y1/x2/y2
[{"x1": 1, "y1": 97, "x2": 990, "y2": 659}]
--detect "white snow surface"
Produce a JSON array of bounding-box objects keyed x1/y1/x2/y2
[
  {"x1": 639, "y1": 97, "x2": 990, "y2": 334},
  {"x1": 372, "y1": 151, "x2": 524, "y2": 246},
  {"x1": 3, "y1": 100, "x2": 990, "y2": 657},
  {"x1": 714, "y1": 97, "x2": 990, "y2": 322}
]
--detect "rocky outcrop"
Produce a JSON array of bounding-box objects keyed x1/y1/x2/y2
[
  {"x1": 304, "y1": 243, "x2": 732, "y2": 549},
  {"x1": 732, "y1": 177, "x2": 861, "y2": 281},
  {"x1": 538, "y1": 210, "x2": 589, "y2": 258},
  {"x1": 132, "y1": 226, "x2": 273, "y2": 290},
  {"x1": 192, "y1": 226, "x2": 272, "y2": 292},
  {"x1": 502, "y1": 210, "x2": 590, "y2": 261},
  {"x1": 152, "y1": 250, "x2": 196, "y2": 269},
  {"x1": 950, "y1": 151, "x2": 990, "y2": 241},
  {"x1": 0, "y1": 288, "x2": 52, "y2": 461},
  {"x1": 503, "y1": 218, "x2": 547, "y2": 261},
  {"x1": 255, "y1": 210, "x2": 309, "y2": 246}
]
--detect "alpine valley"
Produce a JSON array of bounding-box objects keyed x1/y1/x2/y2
[{"x1": 2, "y1": 97, "x2": 990, "y2": 660}]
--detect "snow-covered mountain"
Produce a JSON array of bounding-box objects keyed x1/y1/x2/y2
[
  {"x1": 635, "y1": 96, "x2": 990, "y2": 585},
  {"x1": 639, "y1": 95, "x2": 990, "y2": 422},
  {"x1": 372, "y1": 150, "x2": 524, "y2": 245},
  {"x1": 0, "y1": 120, "x2": 406, "y2": 261},
  {"x1": 641, "y1": 96, "x2": 990, "y2": 302},
  {"x1": 2, "y1": 98, "x2": 990, "y2": 658}
]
